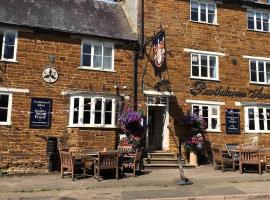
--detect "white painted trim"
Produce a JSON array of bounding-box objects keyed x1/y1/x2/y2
[
  {"x1": 184, "y1": 48, "x2": 225, "y2": 56},
  {"x1": 0, "y1": 92, "x2": 12, "y2": 126},
  {"x1": 243, "y1": 55, "x2": 270, "y2": 61},
  {"x1": 0, "y1": 87, "x2": 29, "y2": 93},
  {"x1": 162, "y1": 97, "x2": 170, "y2": 151},
  {"x1": 235, "y1": 101, "x2": 270, "y2": 107},
  {"x1": 186, "y1": 99, "x2": 225, "y2": 105},
  {"x1": 1, "y1": 31, "x2": 18, "y2": 62},
  {"x1": 143, "y1": 90, "x2": 174, "y2": 96}
]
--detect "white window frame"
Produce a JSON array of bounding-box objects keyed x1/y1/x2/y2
[
  {"x1": 0, "y1": 30, "x2": 18, "y2": 62},
  {"x1": 191, "y1": 104, "x2": 221, "y2": 132},
  {"x1": 80, "y1": 40, "x2": 114, "y2": 72},
  {"x1": 190, "y1": 0, "x2": 217, "y2": 24},
  {"x1": 248, "y1": 59, "x2": 270, "y2": 85},
  {"x1": 190, "y1": 53, "x2": 219, "y2": 81},
  {"x1": 244, "y1": 106, "x2": 270, "y2": 133},
  {"x1": 247, "y1": 10, "x2": 270, "y2": 32},
  {"x1": 69, "y1": 95, "x2": 118, "y2": 128},
  {"x1": 0, "y1": 92, "x2": 12, "y2": 126}
]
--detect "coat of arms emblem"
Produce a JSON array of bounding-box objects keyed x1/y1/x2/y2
[{"x1": 153, "y1": 31, "x2": 166, "y2": 69}]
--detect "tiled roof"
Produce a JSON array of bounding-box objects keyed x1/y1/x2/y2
[{"x1": 0, "y1": 0, "x2": 137, "y2": 41}]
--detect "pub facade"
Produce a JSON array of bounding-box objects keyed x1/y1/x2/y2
[{"x1": 136, "y1": 0, "x2": 270, "y2": 155}]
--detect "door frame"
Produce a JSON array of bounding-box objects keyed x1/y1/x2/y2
[{"x1": 144, "y1": 90, "x2": 172, "y2": 151}]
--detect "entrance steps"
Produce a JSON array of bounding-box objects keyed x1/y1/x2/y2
[{"x1": 143, "y1": 151, "x2": 195, "y2": 168}]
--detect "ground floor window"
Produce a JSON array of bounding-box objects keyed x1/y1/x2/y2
[
  {"x1": 0, "y1": 92, "x2": 12, "y2": 125},
  {"x1": 69, "y1": 95, "x2": 119, "y2": 128},
  {"x1": 245, "y1": 107, "x2": 270, "y2": 133},
  {"x1": 192, "y1": 104, "x2": 220, "y2": 132}
]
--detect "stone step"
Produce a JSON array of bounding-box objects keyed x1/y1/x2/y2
[
  {"x1": 147, "y1": 152, "x2": 176, "y2": 159},
  {"x1": 144, "y1": 163, "x2": 196, "y2": 168},
  {"x1": 144, "y1": 158, "x2": 179, "y2": 165}
]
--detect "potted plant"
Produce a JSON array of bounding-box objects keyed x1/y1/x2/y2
[{"x1": 118, "y1": 108, "x2": 143, "y2": 150}]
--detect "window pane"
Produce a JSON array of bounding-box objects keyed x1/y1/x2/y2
[
  {"x1": 248, "y1": 108, "x2": 255, "y2": 130},
  {"x1": 263, "y1": 13, "x2": 269, "y2": 31},
  {"x1": 192, "y1": 54, "x2": 199, "y2": 65},
  {"x1": 256, "y1": 13, "x2": 262, "y2": 30},
  {"x1": 0, "y1": 109, "x2": 7, "y2": 122},
  {"x1": 193, "y1": 105, "x2": 200, "y2": 116},
  {"x1": 258, "y1": 62, "x2": 265, "y2": 82},
  {"x1": 250, "y1": 61, "x2": 257, "y2": 82},
  {"x1": 5, "y1": 33, "x2": 15, "y2": 45},
  {"x1": 209, "y1": 57, "x2": 216, "y2": 78},
  {"x1": 103, "y1": 57, "x2": 112, "y2": 70},
  {"x1": 0, "y1": 34, "x2": 3, "y2": 57},
  {"x1": 104, "y1": 47, "x2": 112, "y2": 57},
  {"x1": 191, "y1": 2, "x2": 199, "y2": 21},
  {"x1": 211, "y1": 118, "x2": 217, "y2": 129},
  {"x1": 83, "y1": 98, "x2": 91, "y2": 124},
  {"x1": 192, "y1": 65, "x2": 199, "y2": 76},
  {"x1": 83, "y1": 44, "x2": 91, "y2": 54},
  {"x1": 73, "y1": 98, "x2": 79, "y2": 124},
  {"x1": 83, "y1": 54, "x2": 91, "y2": 66},
  {"x1": 266, "y1": 63, "x2": 270, "y2": 83},
  {"x1": 200, "y1": 3, "x2": 207, "y2": 22},
  {"x1": 105, "y1": 113, "x2": 112, "y2": 125},
  {"x1": 208, "y1": 4, "x2": 215, "y2": 23},
  {"x1": 248, "y1": 12, "x2": 255, "y2": 29},
  {"x1": 95, "y1": 99, "x2": 102, "y2": 110},
  {"x1": 0, "y1": 94, "x2": 9, "y2": 107},
  {"x1": 267, "y1": 109, "x2": 270, "y2": 130},
  {"x1": 201, "y1": 55, "x2": 208, "y2": 77},
  {"x1": 259, "y1": 108, "x2": 264, "y2": 130},
  {"x1": 94, "y1": 112, "x2": 101, "y2": 124},
  {"x1": 93, "y1": 46, "x2": 102, "y2": 68},
  {"x1": 202, "y1": 106, "x2": 208, "y2": 117},
  {"x1": 4, "y1": 46, "x2": 14, "y2": 59},
  {"x1": 105, "y1": 99, "x2": 112, "y2": 111}
]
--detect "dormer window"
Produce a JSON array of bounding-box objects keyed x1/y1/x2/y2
[{"x1": 0, "y1": 31, "x2": 18, "y2": 62}]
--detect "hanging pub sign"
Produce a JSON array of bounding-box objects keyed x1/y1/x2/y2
[
  {"x1": 30, "y1": 98, "x2": 52, "y2": 128},
  {"x1": 152, "y1": 30, "x2": 166, "y2": 74},
  {"x1": 225, "y1": 109, "x2": 240, "y2": 134}
]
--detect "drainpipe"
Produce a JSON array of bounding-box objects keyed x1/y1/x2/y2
[
  {"x1": 134, "y1": 44, "x2": 139, "y2": 111},
  {"x1": 139, "y1": 0, "x2": 144, "y2": 58}
]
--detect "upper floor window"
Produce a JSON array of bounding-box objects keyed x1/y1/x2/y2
[
  {"x1": 248, "y1": 10, "x2": 270, "y2": 32},
  {"x1": 245, "y1": 107, "x2": 270, "y2": 133},
  {"x1": 0, "y1": 92, "x2": 12, "y2": 125},
  {"x1": 69, "y1": 95, "x2": 119, "y2": 128},
  {"x1": 81, "y1": 40, "x2": 114, "y2": 71},
  {"x1": 190, "y1": 1, "x2": 217, "y2": 24},
  {"x1": 191, "y1": 53, "x2": 218, "y2": 80},
  {"x1": 249, "y1": 60, "x2": 270, "y2": 84},
  {"x1": 0, "y1": 31, "x2": 18, "y2": 61},
  {"x1": 192, "y1": 104, "x2": 220, "y2": 132}
]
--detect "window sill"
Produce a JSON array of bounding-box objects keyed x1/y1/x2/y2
[
  {"x1": 207, "y1": 130, "x2": 222, "y2": 133},
  {"x1": 190, "y1": 77, "x2": 221, "y2": 82},
  {"x1": 250, "y1": 82, "x2": 270, "y2": 86},
  {"x1": 244, "y1": 131, "x2": 270, "y2": 134},
  {"x1": 78, "y1": 66, "x2": 115, "y2": 73},
  {"x1": 247, "y1": 29, "x2": 270, "y2": 34},
  {"x1": 0, "y1": 123, "x2": 11, "y2": 126},
  {"x1": 0, "y1": 59, "x2": 18, "y2": 63},
  {"x1": 67, "y1": 125, "x2": 118, "y2": 129},
  {"x1": 189, "y1": 20, "x2": 219, "y2": 26}
]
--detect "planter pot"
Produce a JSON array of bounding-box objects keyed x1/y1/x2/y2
[{"x1": 189, "y1": 151, "x2": 198, "y2": 167}]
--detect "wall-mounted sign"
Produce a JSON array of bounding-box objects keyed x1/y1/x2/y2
[
  {"x1": 152, "y1": 30, "x2": 166, "y2": 73},
  {"x1": 226, "y1": 109, "x2": 240, "y2": 134},
  {"x1": 190, "y1": 81, "x2": 270, "y2": 100},
  {"x1": 42, "y1": 67, "x2": 58, "y2": 84},
  {"x1": 30, "y1": 98, "x2": 52, "y2": 128}
]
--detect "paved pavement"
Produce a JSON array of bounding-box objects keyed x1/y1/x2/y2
[{"x1": 0, "y1": 165, "x2": 270, "y2": 200}]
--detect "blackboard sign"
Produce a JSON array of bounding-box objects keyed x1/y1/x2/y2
[
  {"x1": 30, "y1": 98, "x2": 52, "y2": 128},
  {"x1": 226, "y1": 109, "x2": 240, "y2": 134}
]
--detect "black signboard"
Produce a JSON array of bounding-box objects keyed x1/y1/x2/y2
[
  {"x1": 226, "y1": 109, "x2": 240, "y2": 134},
  {"x1": 30, "y1": 98, "x2": 52, "y2": 128}
]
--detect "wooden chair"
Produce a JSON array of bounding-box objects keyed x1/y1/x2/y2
[
  {"x1": 265, "y1": 152, "x2": 270, "y2": 173},
  {"x1": 239, "y1": 146, "x2": 262, "y2": 174},
  {"x1": 122, "y1": 147, "x2": 144, "y2": 177},
  {"x1": 94, "y1": 151, "x2": 120, "y2": 181},
  {"x1": 118, "y1": 145, "x2": 134, "y2": 154},
  {"x1": 59, "y1": 150, "x2": 84, "y2": 181},
  {"x1": 211, "y1": 144, "x2": 238, "y2": 172}
]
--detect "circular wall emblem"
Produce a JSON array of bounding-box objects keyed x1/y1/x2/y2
[{"x1": 42, "y1": 67, "x2": 58, "y2": 84}]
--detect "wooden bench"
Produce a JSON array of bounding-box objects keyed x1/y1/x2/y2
[{"x1": 239, "y1": 146, "x2": 262, "y2": 174}]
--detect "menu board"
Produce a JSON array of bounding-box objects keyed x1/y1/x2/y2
[
  {"x1": 30, "y1": 98, "x2": 52, "y2": 128},
  {"x1": 226, "y1": 109, "x2": 240, "y2": 134}
]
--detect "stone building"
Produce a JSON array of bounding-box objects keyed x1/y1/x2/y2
[
  {"x1": 134, "y1": 0, "x2": 270, "y2": 159},
  {"x1": 0, "y1": 0, "x2": 137, "y2": 173}
]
